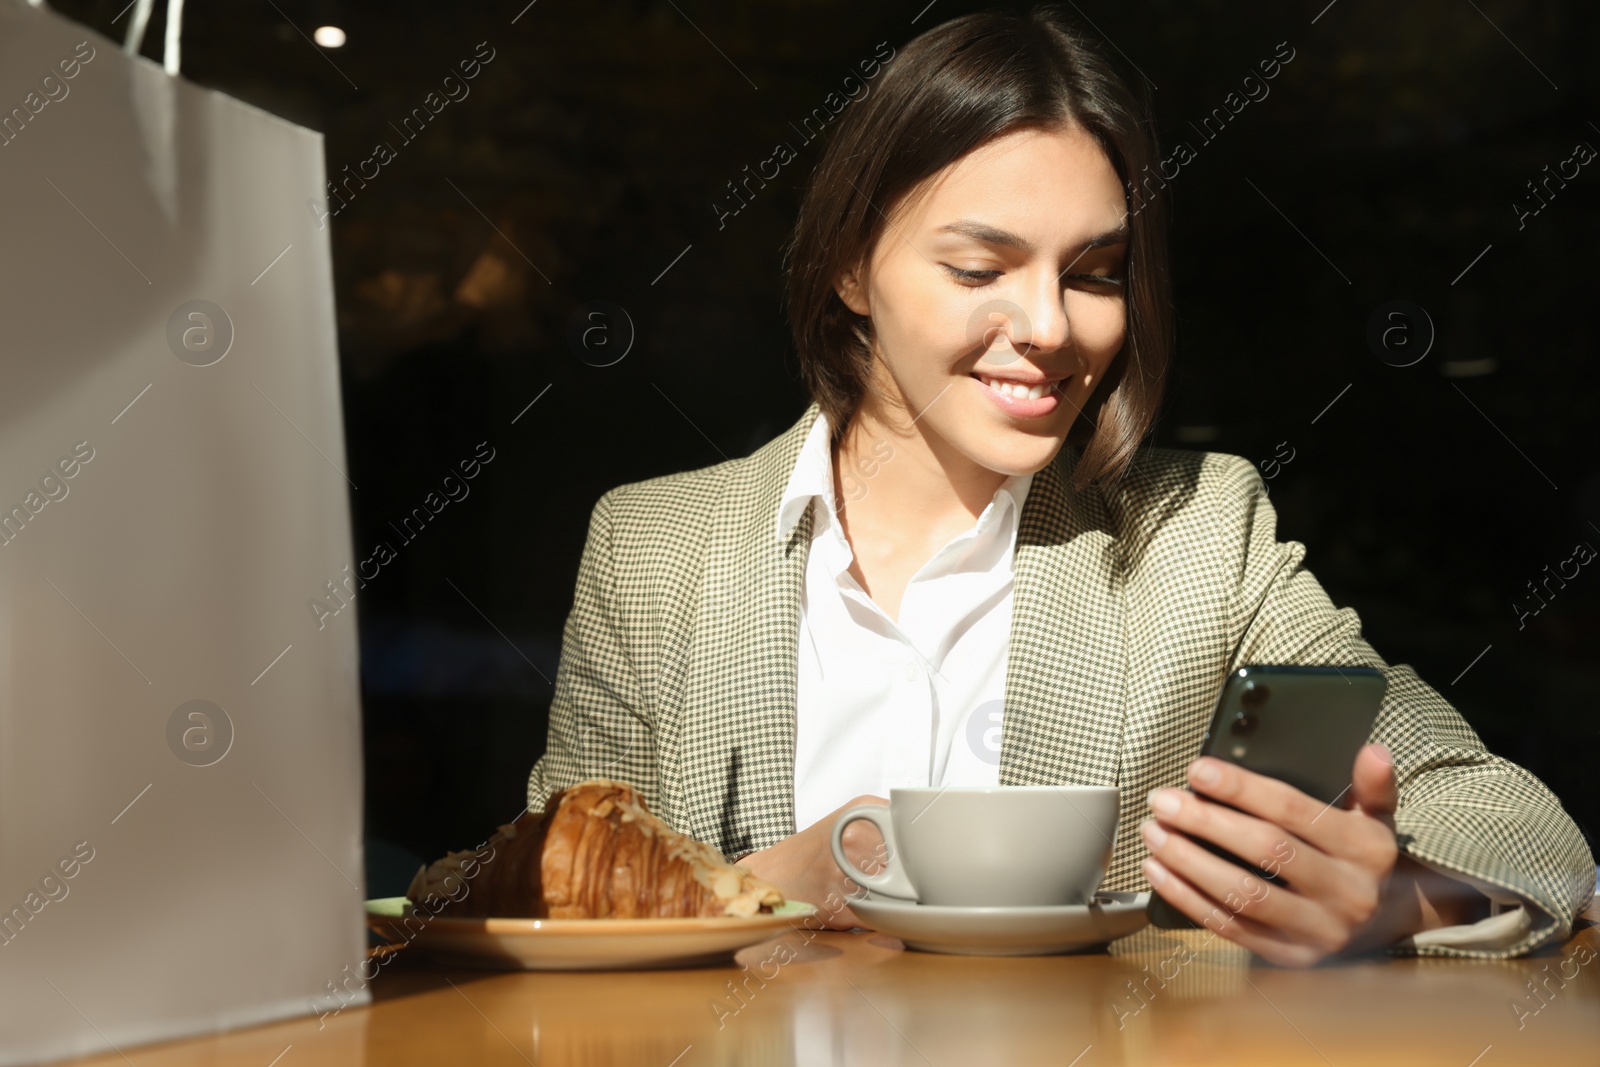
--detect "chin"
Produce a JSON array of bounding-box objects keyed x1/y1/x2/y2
[{"x1": 968, "y1": 436, "x2": 1064, "y2": 478}]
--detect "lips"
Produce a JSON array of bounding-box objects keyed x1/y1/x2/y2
[{"x1": 970, "y1": 373, "x2": 1062, "y2": 419}]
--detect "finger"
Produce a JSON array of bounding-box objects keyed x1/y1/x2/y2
[
  {"x1": 1142, "y1": 857, "x2": 1332, "y2": 968},
  {"x1": 1186, "y1": 757, "x2": 1363, "y2": 856},
  {"x1": 1351, "y1": 743, "x2": 1398, "y2": 818},
  {"x1": 838, "y1": 819, "x2": 889, "y2": 875},
  {"x1": 1148, "y1": 786, "x2": 1394, "y2": 924},
  {"x1": 1147, "y1": 788, "x2": 1319, "y2": 890},
  {"x1": 1140, "y1": 819, "x2": 1342, "y2": 947}
]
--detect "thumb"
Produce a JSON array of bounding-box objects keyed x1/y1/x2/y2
[{"x1": 1351, "y1": 743, "x2": 1398, "y2": 817}]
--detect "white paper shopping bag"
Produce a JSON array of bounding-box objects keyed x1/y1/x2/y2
[{"x1": 0, "y1": 4, "x2": 368, "y2": 1063}]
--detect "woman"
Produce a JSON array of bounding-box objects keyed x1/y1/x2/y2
[{"x1": 527, "y1": 7, "x2": 1594, "y2": 966}]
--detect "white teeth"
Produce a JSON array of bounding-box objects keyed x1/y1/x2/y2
[{"x1": 978, "y1": 376, "x2": 1047, "y2": 401}]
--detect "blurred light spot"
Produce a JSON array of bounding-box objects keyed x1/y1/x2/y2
[
  {"x1": 314, "y1": 25, "x2": 347, "y2": 48},
  {"x1": 1440, "y1": 358, "x2": 1497, "y2": 378}
]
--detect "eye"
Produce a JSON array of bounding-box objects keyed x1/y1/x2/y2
[
  {"x1": 1068, "y1": 272, "x2": 1125, "y2": 289},
  {"x1": 1066, "y1": 271, "x2": 1126, "y2": 296},
  {"x1": 940, "y1": 264, "x2": 1001, "y2": 287}
]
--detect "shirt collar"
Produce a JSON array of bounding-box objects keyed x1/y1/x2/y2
[
  {"x1": 773, "y1": 408, "x2": 1034, "y2": 545},
  {"x1": 774, "y1": 409, "x2": 837, "y2": 545}
]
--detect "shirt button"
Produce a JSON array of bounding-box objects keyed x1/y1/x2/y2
[{"x1": 903, "y1": 663, "x2": 917, "y2": 682}]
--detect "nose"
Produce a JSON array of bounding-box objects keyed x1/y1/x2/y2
[{"x1": 1005, "y1": 274, "x2": 1070, "y2": 355}]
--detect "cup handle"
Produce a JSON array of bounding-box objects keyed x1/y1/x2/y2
[{"x1": 830, "y1": 805, "x2": 918, "y2": 900}]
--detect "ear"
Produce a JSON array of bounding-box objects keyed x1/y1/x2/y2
[{"x1": 834, "y1": 262, "x2": 870, "y2": 317}]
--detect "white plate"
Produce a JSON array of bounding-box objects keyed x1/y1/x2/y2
[
  {"x1": 365, "y1": 897, "x2": 818, "y2": 971},
  {"x1": 851, "y1": 890, "x2": 1151, "y2": 956}
]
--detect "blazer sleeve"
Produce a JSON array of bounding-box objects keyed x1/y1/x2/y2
[
  {"x1": 526, "y1": 489, "x2": 661, "y2": 814},
  {"x1": 1217, "y1": 455, "x2": 1597, "y2": 959}
]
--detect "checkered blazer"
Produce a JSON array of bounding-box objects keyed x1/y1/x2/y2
[{"x1": 527, "y1": 401, "x2": 1595, "y2": 957}]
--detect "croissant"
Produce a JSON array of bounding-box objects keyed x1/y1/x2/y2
[{"x1": 407, "y1": 778, "x2": 786, "y2": 919}]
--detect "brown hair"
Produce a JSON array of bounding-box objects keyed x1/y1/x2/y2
[{"x1": 782, "y1": 4, "x2": 1171, "y2": 492}]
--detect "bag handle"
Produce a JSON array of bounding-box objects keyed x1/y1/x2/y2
[{"x1": 122, "y1": 0, "x2": 185, "y2": 76}]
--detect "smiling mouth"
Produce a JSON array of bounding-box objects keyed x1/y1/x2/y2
[{"x1": 970, "y1": 373, "x2": 1061, "y2": 401}]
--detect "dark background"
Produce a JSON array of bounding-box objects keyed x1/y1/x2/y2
[{"x1": 52, "y1": 0, "x2": 1598, "y2": 894}]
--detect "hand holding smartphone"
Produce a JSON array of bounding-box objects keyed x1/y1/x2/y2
[{"x1": 1145, "y1": 664, "x2": 1387, "y2": 929}]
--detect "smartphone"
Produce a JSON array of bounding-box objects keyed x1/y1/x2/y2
[{"x1": 1145, "y1": 664, "x2": 1387, "y2": 929}]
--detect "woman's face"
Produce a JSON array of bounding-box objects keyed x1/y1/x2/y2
[{"x1": 836, "y1": 123, "x2": 1129, "y2": 477}]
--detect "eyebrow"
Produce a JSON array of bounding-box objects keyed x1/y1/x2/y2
[{"x1": 932, "y1": 218, "x2": 1129, "y2": 257}]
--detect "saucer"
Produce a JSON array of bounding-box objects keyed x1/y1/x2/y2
[{"x1": 850, "y1": 890, "x2": 1151, "y2": 956}]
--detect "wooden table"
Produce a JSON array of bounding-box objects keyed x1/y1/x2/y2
[{"x1": 59, "y1": 902, "x2": 1599, "y2": 1066}]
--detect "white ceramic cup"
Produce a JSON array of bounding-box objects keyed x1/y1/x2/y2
[{"x1": 829, "y1": 785, "x2": 1120, "y2": 907}]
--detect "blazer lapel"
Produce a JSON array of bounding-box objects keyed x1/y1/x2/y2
[
  {"x1": 668, "y1": 403, "x2": 818, "y2": 854},
  {"x1": 999, "y1": 445, "x2": 1129, "y2": 788}
]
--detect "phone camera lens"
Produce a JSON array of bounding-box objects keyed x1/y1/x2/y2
[{"x1": 1233, "y1": 681, "x2": 1266, "y2": 735}]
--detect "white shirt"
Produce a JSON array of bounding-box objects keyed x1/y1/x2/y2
[{"x1": 774, "y1": 411, "x2": 1034, "y2": 832}]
